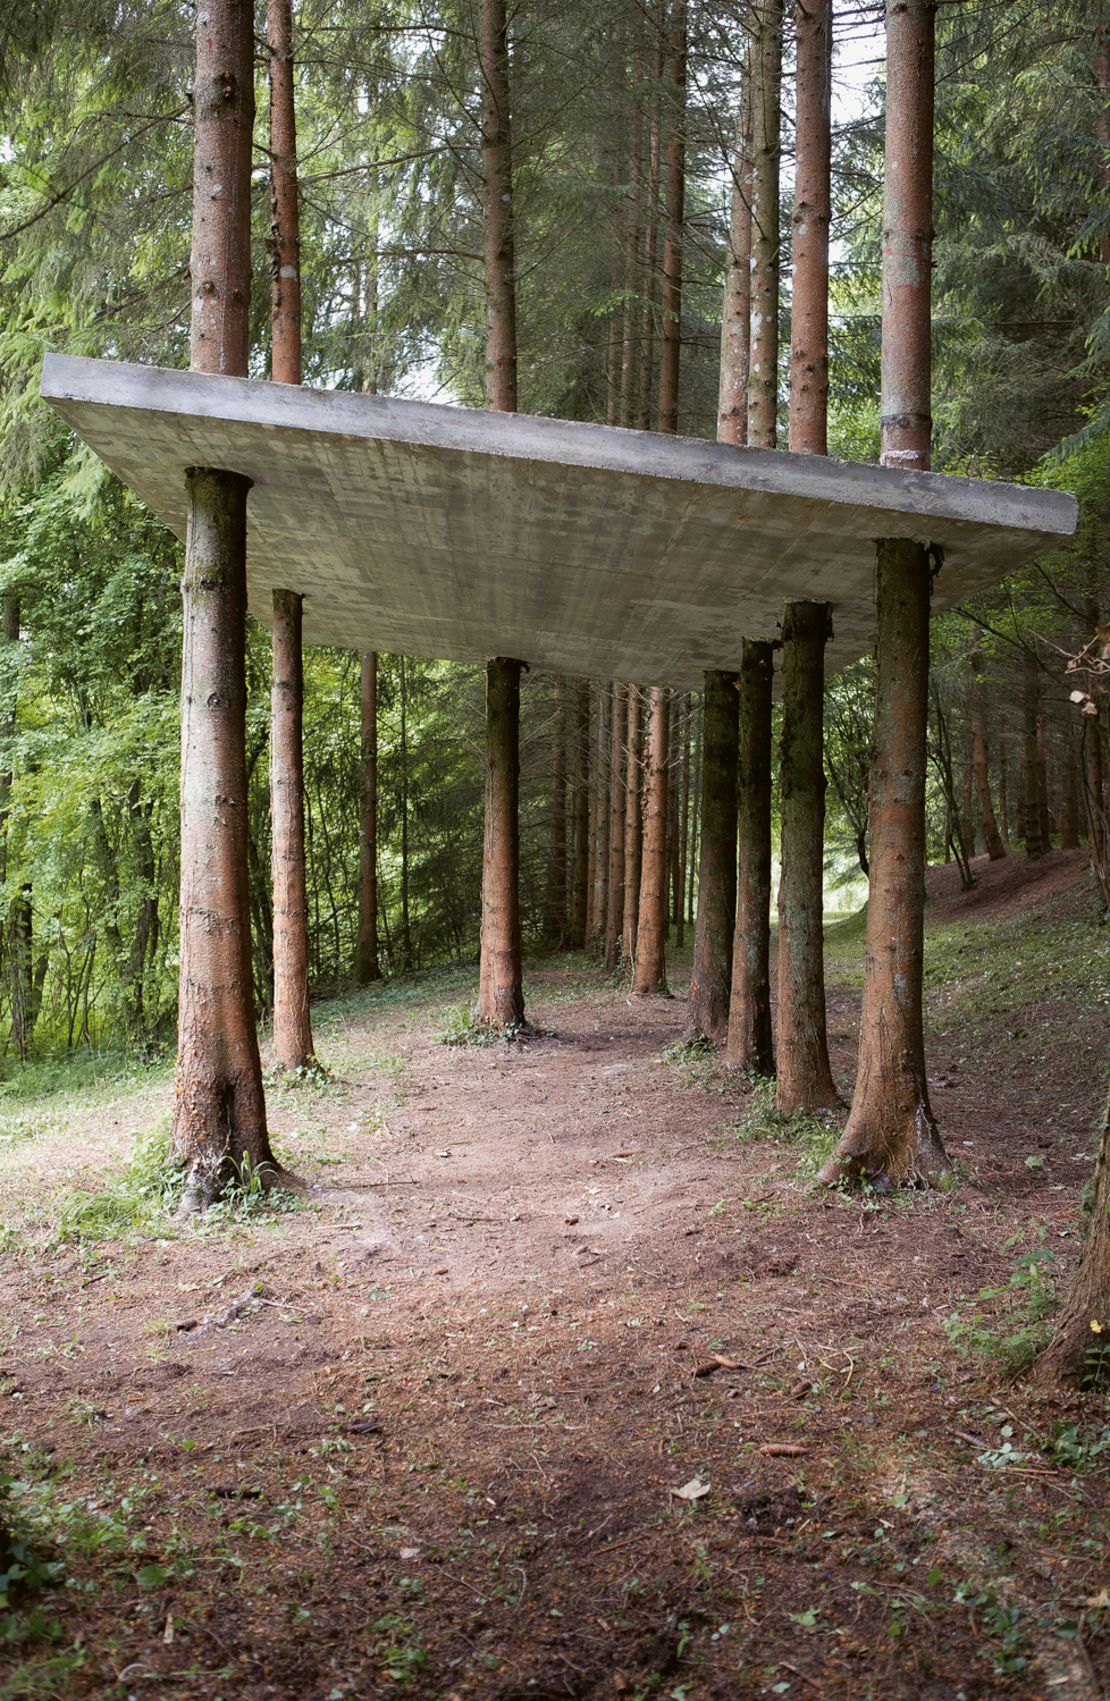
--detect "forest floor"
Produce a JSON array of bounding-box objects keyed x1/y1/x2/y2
[{"x1": 2, "y1": 848, "x2": 1110, "y2": 1701}]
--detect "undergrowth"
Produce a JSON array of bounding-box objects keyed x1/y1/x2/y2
[
  {"x1": 944, "y1": 1246, "x2": 1059, "y2": 1375},
  {"x1": 727, "y1": 1076, "x2": 841, "y2": 1177}
]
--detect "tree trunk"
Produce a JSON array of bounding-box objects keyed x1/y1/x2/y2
[
  {"x1": 267, "y1": 0, "x2": 301, "y2": 387},
  {"x1": 1036, "y1": 716, "x2": 1053, "y2": 850},
  {"x1": 633, "y1": 687, "x2": 670, "y2": 995},
  {"x1": 788, "y1": 0, "x2": 831, "y2": 456},
  {"x1": 776, "y1": 603, "x2": 838, "y2": 1111},
  {"x1": 570, "y1": 680, "x2": 590, "y2": 946},
  {"x1": 687, "y1": 671, "x2": 738, "y2": 1043},
  {"x1": 355, "y1": 651, "x2": 381, "y2": 981},
  {"x1": 1059, "y1": 722, "x2": 1080, "y2": 850},
  {"x1": 726, "y1": 639, "x2": 775, "y2": 1073},
  {"x1": 818, "y1": 542, "x2": 947, "y2": 1186},
  {"x1": 718, "y1": 46, "x2": 752, "y2": 445},
  {"x1": 1022, "y1": 648, "x2": 1047, "y2": 858},
  {"x1": 746, "y1": 0, "x2": 783, "y2": 449},
  {"x1": 636, "y1": 10, "x2": 666, "y2": 430},
  {"x1": 480, "y1": 0, "x2": 517, "y2": 413},
  {"x1": 476, "y1": 658, "x2": 525, "y2": 1028},
  {"x1": 970, "y1": 657, "x2": 1005, "y2": 861},
  {"x1": 175, "y1": 471, "x2": 278, "y2": 1207},
  {"x1": 270, "y1": 589, "x2": 315, "y2": 1069},
  {"x1": 1038, "y1": 1082, "x2": 1110, "y2": 1386},
  {"x1": 591, "y1": 685, "x2": 612, "y2": 953},
  {"x1": 398, "y1": 657, "x2": 413, "y2": 971},
  {"x1": 820, "y1": 0, "x2": 946, "y2": 1187},
  {"x1": 656, "y1": 0, "x2": 686, "y2": 436},
  {"x1": 175, "y1": 0, "x2": 276, "y2": 1207},
  {"x1": 622, "y1": 687, "x2": 642, "y2": 964},
  {"x1": 676, "y1": 695, "x2": 690, "y2": 948},
  {"x1": 998, "y1": 739, "x2": 1012, "y2": 850},
  {"x1": 605, "y1": 684, "x2": 627, "y2": 969},
  {"x1": 544, "y1": 677, "x2": 569, "y2": 945}
]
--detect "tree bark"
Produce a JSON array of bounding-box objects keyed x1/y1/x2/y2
[
  {"x1": 718, "y1": 47, "x2": 752, "y2": 445},
  {"x1": 355, "y1": 651, "x2": 381, "y2": 982},
  {"x1": 633, "y1": 687, "x2": 670, "y2": 995},
  {"x1": 746, "y1": 0, "x2": 783, "y2": 449},
  {"x1": 676, "y1": 695, "x2": 691, "y2": 948},
  {"x1": 622, "y1": 687, "x2": 642, "y2": 964},
  {"x1": 970, "y1": 655, "x2": 1005, "y2": 861},
  {"x1": 726, "y1": 639, "x2": 775, "y2": 1073},
  {"x1": 544, "y1": 677, "x2": 569, "y2": 945},
  {"x1": 267, "y1": 0, "x2": 301, "y2": 386},
  {"x1": 570, "y1": 680, "x2": 590, "y2": 946},
  {"x1": 1038, "y1": 1082, "x2": 1110, "y2": 1385},
  {"x1": 656, "y1": 0, "x2": 686, "y2": 436},
  {"x1": 476, "y1": 658, "x2": 525, "y2": 1028},
  {"x1": 591, "y1": 685, "x2": 612, "y2": 953},
  {"x1": 270, "y1": 589, "x2": 315, "y2": 1069},
  {"x1": 1022, "y1": 648, "x2": 1047, "y2": 858},
  {"x1": 818, "y1": 541, "x2": 947, "y2": 1186},
  {"x1": 687, "y1": 671, "x2": 738, "y2": 1043},
  {"x1": 480, "y1": 0, "x2": 517, "y2": 412},
  {"x1": 1059, "y1": 723, "x2": 1081, "y2": 850},
  {"x1": 605, "y1": 684, "x2": 627, "y2": 968},
  {"x1": 820, "y1": 0, "x2": 946, "y2": 1187},
  {"x1": 636, "y1": 11, "x2": 666, "y2": 430},
  {"x1": 175, "y1": 471, "x2": 278, "y2": 1207},
  {"x1": 175, "y1": 0, "x2": 277, "y2": 1207},
  {"x1": 776, "y1": 603, "x2": 838, "y2": 1111},
  {"x1": 788, "y1": 0, "x2": 831, "y2": 456}
]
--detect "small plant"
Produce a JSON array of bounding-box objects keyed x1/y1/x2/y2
[
  {"x1": 728, "y1": 1077, "x2": 840, "y2": 1175},
  {"x1": 200, "y1": 1154, "x2": 300, "y2": 1227},
  {"x1": 438, "y1": 1004, "x2": 499, "y2": 1047},
  {"x1": 661, "y1": 1035, "x2": 732, "y2": 1093},
  {"x1": 944, "y1": 1248, "x2": 1058, "y2": 1374},
  {"x1": 53, "y1": 1123, "x2": 184, "y2": 1244}
]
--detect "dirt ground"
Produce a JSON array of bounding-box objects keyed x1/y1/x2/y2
[{"x1": 2, "y1": 850, "x2": 1109, "y2": 1700}]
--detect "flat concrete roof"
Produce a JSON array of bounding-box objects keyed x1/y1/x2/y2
[{"x1": 41, "y1": 354, "x2": 1076, "y2": 689}]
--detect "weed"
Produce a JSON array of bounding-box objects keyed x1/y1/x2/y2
[
  {"x1": 54, "y1": 1122, "x2": 183, "y2": 1244},
  {"x1": 728, "y1": 1077, "x2": 840, "y2": 1175},
  {"x1": 944, "y1": 1248, "x2": 1058, "y2": 1374},
  {"x1": 439, "y1": 1004, "x2": 499, "y2": 1047},
  {"x1": 661, "y1": 1036, "x2": 733, "y2": 1094}
]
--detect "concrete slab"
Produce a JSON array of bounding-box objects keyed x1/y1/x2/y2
[{"x1": 40, "y1": 354, "x2": 1076, "y2": 689}]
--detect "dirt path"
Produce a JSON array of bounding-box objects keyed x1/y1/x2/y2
[{"x1": 1, "y1": 857, "x2": 1108, "y2": 1699}]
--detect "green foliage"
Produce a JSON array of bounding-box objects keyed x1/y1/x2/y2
[
  {"x1": 53, "y1": 1122, "x2": 182, "y2": 1243},
  {"x1": 727, "y1": 1077, "x2": 840, "y2": 1176},
  {"x1": 944, "y1": 1248, "x2": 1059, "y2": 1374},
  {"x1": 439, "y1": 1003, "x2": 498, "y2": 1047}
]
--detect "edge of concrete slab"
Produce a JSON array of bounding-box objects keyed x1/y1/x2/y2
[{"x1": 41, "y1": 354, "x2": 1078, "y2": 544}]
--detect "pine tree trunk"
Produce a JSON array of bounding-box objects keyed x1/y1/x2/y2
[
  {"x1": 970, "y1": 658, "x2": 1006, "y2": 861},
  {"x1": 570, "y1": 680, "x2": 590, "y2": 946},
  {"x1": 399, "y1": 657, "x2": 413, "y2": 970},
  {"x1": 726, "y1": 639, "x2": 775, "y2": 1073},
  {"x1": 544, "y1": 678, "x2": 569, "y2": 944},
  {"x1": 788, "y1": 0, "x2": 831, "y2": 456},
  {"x1": 622, "y1": 687, "x2": 642, "y2": 964},
  {"x1": 271, "y1": 589, "x2": 315, "y2": 1069},
  {"x1": 477, "y1": 658, "x2": 525, "y2": 1028},
  {"x1": 1059, "y1": 723, "x2": 1081, "y2": 851},
  {"x1": 480, "y1": 0, "x2": 517, "y2": 413},
  {"x1": 175, "y1": 470, "x2": 279, "y2": 1207},
  {"x1": 591, "y1": 686, "x2": 612, "y2": 953},
  {"x1": 266, "y1": 0, "x2": 314, "y2": 1069},
  {"x1": 676, "y1": 696, "x2": 691, "y2": 948},
  {"x1": 820, "y1": 0, "x2": 946, "y2": 1187},
  {"x1": 776, "y1": 603, "x2": 838, "y2": 1111},
  {"x1": 637, "y1": 6, "x2": 666, "y2": 430},
  {"x1": 605, "y1": 684, "x2": 627, "y2": 968},
  {"x1": 175, "y1": 0, "x2": 277, "y2": 1207},
  {"x1": 1038, "y1": 1082, "x2": 1110, "y2": 1385},
  {"x1": 355, "y1": 651, "x2": 381, "y2": 982},
  {"x1": 1022, "y1": 649, "x2": 1047, "y2": 858},
  {"x1": 687, "y1": 671, "x2": 739, "y2": 1043},
  {"x1": 718, "y1": 47, "x2": 752, "y2": 445},
  {"x1": 747, "y1": 0, "x2": 783, "y2": 448},
  {"x1": 818, "y1": 542, "x2": 947, "y2": 1185},
  {"x1": 633, "y1": 687, "x2": 670, "y2": 995},
  {"x1": 656, "y1": 0, "x2": 686, "y2": 436}
]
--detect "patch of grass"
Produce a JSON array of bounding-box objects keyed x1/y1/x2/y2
[
  {"x1": 944, "y1": 1247, "x2": 1058, "y2": 1375},
  {"x1": 660, "y1": 1036, "x2": 733, "y2": 1094},
  {"x1": 727, "y1": 1076, "x2": 841, "y2": 1176},
  {"x1": 53, "y1": 1122, "x2": 183, "y2": 1244},
  {"x1": 438, "y1": 1004, "x2": 499, "y2": 1047}
]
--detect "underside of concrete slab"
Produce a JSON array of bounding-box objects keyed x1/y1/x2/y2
[{"x1": 41, "y1": 355, "x2": 1076, "y2": 689}]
